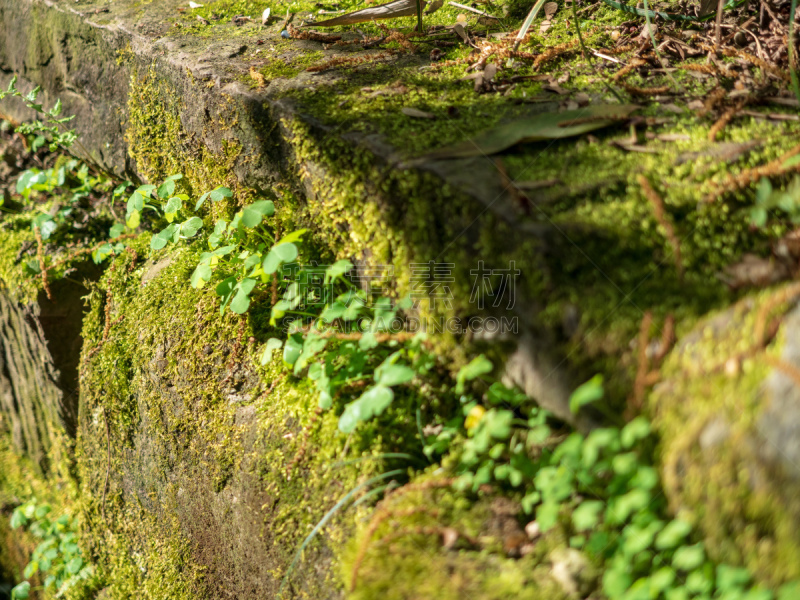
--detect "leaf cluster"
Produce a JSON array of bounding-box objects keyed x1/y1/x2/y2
[
  {"x1": 0, "y1": 76, "x2": 77, "y2": 151},
  {"x1": 9, "y1": 500, "x2": 95, "y2": 599}
]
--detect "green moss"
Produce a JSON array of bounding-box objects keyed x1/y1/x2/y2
[
  {"x1": 0, "y1": 211, "x2": 39, "y2": 304},
  {"x1": 75, "y1": 238, "x2": 422, "y2": 598},
  {"x1": 342, "y1": 477, "x2": 573, "y2": 600},
  {"x1": 260, "y1": 51, "x2": 324, "y2": 80},
  {"x1": 126, "y1": 66, "x2": 241, "y2": 200}
]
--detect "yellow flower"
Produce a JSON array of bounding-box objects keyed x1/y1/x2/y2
[{"x1": 465, "y1": 405, "x2": 486, "y2": 431}]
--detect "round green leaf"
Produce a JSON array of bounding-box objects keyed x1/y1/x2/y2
[
  {"x1": 655, "y1": 519, "x2": 693, "y2": 550},
  {"x1": 260, "y1": 338, "x2": 284, "y2": 365},
  {"x1": 602, "y1": 569, "x2": 632, "y2": 598},
  {"x1": 262, "y1": 243, "x2": 298, "y2": 274},
  {"x1": 324, "y1": 259, "x2": 354, "y2": 283},
  {"x1": 572, "y1": 500, "x2": 604, "y2": 532},
  {"x1": 376, "y1": 364, "x2": 415, "y2": 387},
  {"x1": 283, "y1": 334, "x2": 304, "y2": 366},
  {"x1": 150, "y1": 224, "x2": 178, "y2": 250},
  {"x1": 241, "y1": 200, "x2": 275, "y2": 228},
  {"x1": 190, "y1": 264, "x2": 212, "y2": 289},
  {"x1": 180, "y1": 216, "x2": 203, "y2": 238},
  {"x1": 11, "y1": 581, "x2": 30, "y2": 600},
  {"x1": 673, "y1": 544, "x2": 706, "y2": 571},
  {"x1": 230, "y1": 278, "x2": 257, "y2": 314}
]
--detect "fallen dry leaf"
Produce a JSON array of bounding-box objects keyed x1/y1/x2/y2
[
  {"x1": 676, "y1": 140, "x2": 761, "y2": 165},
  {"x1": 303, "y1": 0, "x2": 427, "y2": 26},
  {"x1": 419, "y1": 104, "x2": 639, "y2": 159},
  {"x1": 425, "y1": 0, "x2": 443, "y2": 13},
  {"x1": 401, "y1": 107, "x2": 435, "y2": 118},
  {"x1": 453, "y1": 22, "x2": 470, "y2": 43},
  {"x1": 719, "y1": 253, "x2": 791, "y2": 290}
]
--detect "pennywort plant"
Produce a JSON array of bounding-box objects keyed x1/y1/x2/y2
[
  {"x1": 0, "y1": 76, "x2": 77, "y2": 151},
  {"x1": 258, "y1": 260, "x2": 432, "y2": 432},
  {"x1": 187, "y1": 190, "x2": 309, "y2": 315},
  {"x1": 428, "y1": 365, "x2": 791, "y2": 600},
  {"x1": 9, "y1": 500, "x2": 94, "y2": 600}
]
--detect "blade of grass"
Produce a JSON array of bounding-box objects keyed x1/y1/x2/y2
[
  {"x1": 331, "y1": 453, "x2": 416, "y2": 468},
  {"x1": 512, "y1": 0, "x2": 547, "y2": 52},
  {"x1": 277, "y1": 469, "x2": 404, "y2": 599},
  {"x1": 415, "y1": 0, "x2": 424, "y2": 31},
  {"x1": 641, "y1": 0, "x2": 679, "y2": 87}
]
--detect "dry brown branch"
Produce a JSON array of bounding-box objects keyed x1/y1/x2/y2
[
  {"x1": 681, "y1": 63, "x2": 719, "y2": 78},
  {"x1": 534, "y1": 40, "x2": 578, "y2": 69},
  {"x1": 288, "y1": 23, "x2": 342, "y2": 42},
  {"x1": 763, "y1": 355, "x2": 800, "y2": 390},
  {"x1": 622, "y1": 83, "x2": 671, "y2": 96},
  {"x1": 639, "y1": 175, "x2": 683, "y2": 280},
  {"x1": 612, "y1": 57, "x2": 647, "y2": 81},
  {"x1": 707, "y1": 143, "x2": 800, "y2": 202},
  {"x1": 33, "y1": 225, "x2": 52, "y2": 301},
  {"x1": 708, "y1": 101, "x2": 745, "y2": 142},
  {"x1": 653, "y1": 314, "x2": 675, "y2": 364},
  {"x1": 754, "y1": 282, "x2": 800, "y2": 346},
  {"x1": 495, "y1": 158, "x2": 530, "y2": 214}
]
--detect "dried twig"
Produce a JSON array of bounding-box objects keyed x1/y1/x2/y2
[
  {"x1": 629, "y1": 311, "x2": 653, "y2": 415},
  {"x1": 639, "y1": 175, "x2": 683, "y2": 280},
  {"x1": 707, "y1": 143, "x2": 800, "y2": 202},
  {"x1": 33, "y1": 225, "x2": 52, "y2": 301}
]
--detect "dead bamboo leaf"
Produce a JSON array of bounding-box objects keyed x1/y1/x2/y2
[
  {"x1": 402, "y1": 107, "x2": 436, "y2": 118},
  {"x1": 425, "y1": 0, "x2": 444, "y2": 13},
  {"x1": 420, "y1": 104, "x2": 639, "y2": 159},
  {"x1": 302, "y1": 0, "x2": 427, "y2": 26}
]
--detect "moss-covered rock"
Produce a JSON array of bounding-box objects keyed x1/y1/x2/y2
[
  {"x1": 650, "y1": 287, "x2": 800, "y2": 587},
  {"x1": 74, "y1": 238, "x2": 418, "y2": 598}
]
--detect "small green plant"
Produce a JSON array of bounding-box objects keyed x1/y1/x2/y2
[
  {"x1": 427, "y1": 369, "x2": 795, "y2": 600},
  {"x1": 187, "y1": 190, "x2": 308, "y2": 315},
  {"x1": 0, "y1": 76, "x2": 77, "y2": 151},
  {"x1": 9, "y1": 500, "x2": 94, "y2": 599},
  {"x1": 15, "y1": 157, "x2": 113, "y2": 252},
  {"x1": 750, "y1": 171, "x2": 800, "y2": 227}
]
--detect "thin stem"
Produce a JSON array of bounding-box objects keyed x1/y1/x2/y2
[
  {"x1": 277, "y1": 469, "x2": 404, "y2": 599},
  {"x1": 571, "y1": 0, "x2": 625, "y2": 102},
  {"x1": 790, "y1": 0, "x2": 800, "y2": 106},
  {"x1": 415, "y1": 0, "x2": 423, "y2": 32}
]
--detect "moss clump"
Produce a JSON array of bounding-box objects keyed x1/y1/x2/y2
[
  {"x1": 125, "y1": 66, "x2": 241, "y2": 199},
  {"x1": 649, "y1": 287, "x2": 800, "y2": 586},
  {"x1": 342, "y1": 477, "x2": 573, "y2": 600}
]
